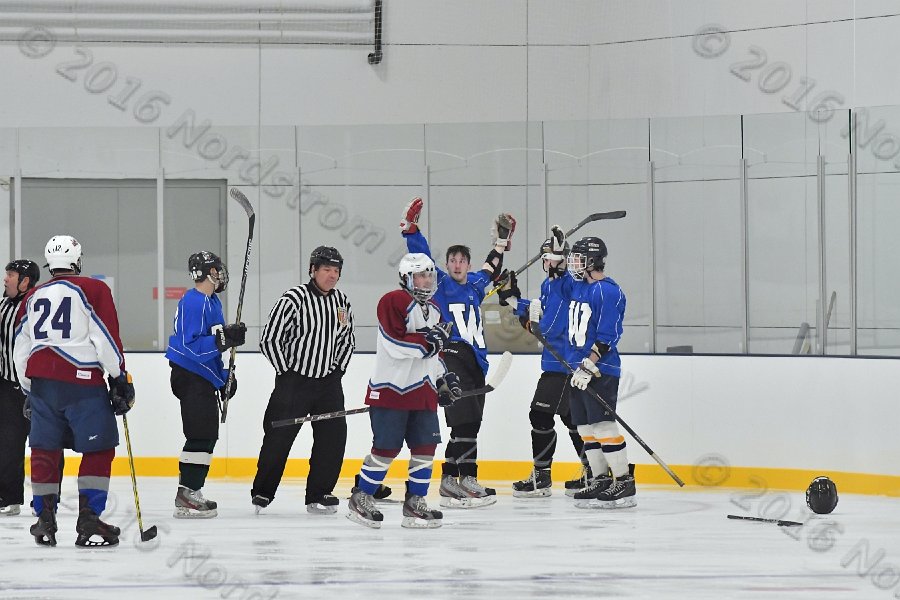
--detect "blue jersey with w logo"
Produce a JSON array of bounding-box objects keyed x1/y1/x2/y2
[{"x1": 563, "y1": 274, "x2": 625, "y2": 377}]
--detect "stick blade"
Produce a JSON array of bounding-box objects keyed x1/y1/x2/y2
[
  {"x1": 229, "y1": 187, "x2": 255, "y2": 217},
  {"x1": 590, "y1": 210, "x2": 626, "y2": 221},
  {"x1": 140, "y1": 526, "x2": 158, "y2": 542},
  {"x1": 486, "y1": 351, "x2": 513, "y2": 390}
]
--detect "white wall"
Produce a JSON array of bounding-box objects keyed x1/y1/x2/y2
[
  {"x1": 117, "y1": 351, "x2": 900, "y2": 478},
  {"x1": 4, "y1": 1, "x2": 900, "y2": 128}
]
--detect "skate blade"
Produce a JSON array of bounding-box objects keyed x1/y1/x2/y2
[
  {"x1": 573, "y1": 499, "x2": 600, "y2": 509},
  {"x1": 254, "y1": 505, "x2": 264, "y2": 515},
  {"x1": 512, "y1": 488, "x2": 552, "y2": 498},
  {"x1": 33, "y1": 534, "x2": 57, "y2": 547},
  {"x1": 439, "y1": 495, "x2": 497, "y2": 509},
  {"x1": 401, "y1": 516, "x2": 442, "y2": 529},
  {"x1": 173, "y1": 507, "x2": 218, "y2": 519},
  {"x1": 75, "y1": 535, "x2": 119, "y2": 548},
  {"x1": 0, "y1": 505, "x2": 22, "y2": 516},
  {"x1": 564, "y1": 488, "x2": 585, "y2": 498},
  {"x1": 598, "y1": 497, "x2": 637, "y2": 509},
  {"x1": 346, "y1": 511, "x2": 382, "y2": 529},
  {"x1": 306, "y1": 504, "x2": 338, "y2": 515}
]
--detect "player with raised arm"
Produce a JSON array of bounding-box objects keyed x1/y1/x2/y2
[
  {"x1": 347, "y1": 253, "x2": 461, "y2": 529},
  {"x1": 500, "y1": 228, "x2": 591, "y2": 498},
  {"x1": 400, "y1": 197, "x2": 513, "y2": 508},
  {"x1": 561, "y1": 236, "x2": 635, "y2": 509},
  {"x1": 166, "y1": 251, "x2": 246, "y2": 519},
  {"x1": 14, "y1": 236, "x2": 135, "y2": 547}
]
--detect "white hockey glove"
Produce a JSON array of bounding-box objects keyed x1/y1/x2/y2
[
  {"x1": 400, "y1": 197, "x2": 423, "y2": 234},
  {"x1": 570, "y1": 357, "x2": 600, "y2": 390},
  {"x1": 491, "y1": 213, "x2": 517, "y2": 251},
  {"x1": 529, "y1": 298, "x2": 543, "y2": 324},
  {"x1": 550, "y1": 225, "x2": 566, "y2": 254}
]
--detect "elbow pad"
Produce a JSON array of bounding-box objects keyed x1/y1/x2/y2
[{"x1": 593, "y1": 341, "x2": 611, "y2": 357}]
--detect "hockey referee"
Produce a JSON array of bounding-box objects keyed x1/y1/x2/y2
[
  {"x1": 0, "y1": 260, "x2": 39, "y2": 516},
  {"x1": 251, "y1": 246, "x2": 355, "y2": 515}
]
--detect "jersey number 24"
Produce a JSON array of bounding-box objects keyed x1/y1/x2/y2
[{"x1": 32, "y1": 297, "x2": 73, "y2": 340}]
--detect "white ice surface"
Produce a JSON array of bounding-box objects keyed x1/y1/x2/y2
[{"x1": 1, "y1": 477, "x2": 899, "y2": 599}]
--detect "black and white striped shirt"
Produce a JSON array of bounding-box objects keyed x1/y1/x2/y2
[
  {"x1": 0, "y1": 294, "x2": 24, "y2": 383},
  {"x1": 260, "y1": 282, "x2": 355, "y2": 377}
]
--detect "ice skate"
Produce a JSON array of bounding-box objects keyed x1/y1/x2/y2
[
  {"x1": 251, "y1": 494, "x2": 271, "y2": 515},
  {"x1": 564, "y1": 464, "x2": 593, "y2": 497},
  {"x1": 401, "y1": 491, "x2": 443, "y2": 529},
  {"x1": 439, "y1": 475, "x2": 497, "y2": 509},
  {"x1": 512, "y1": 468, "x2": 552, "y2": 498},
  {"x1": 174, "y1": 485, "x2": 218, "y2": 519},
  {"x1": 306, "y1": 493, "x2": 339, "y2": 515},
  {"x1": 0, "y1": 504, "x2": 21, "y2": 516},
  {"x1": 30, "y1": 495, "x2": 58, "y2": 547},
  {"x1": 596, "y1": 473, "x2": 637, "y2": 509},
  {"x1": 346, "y1": 487, "x2": 383, "y2": 529},
  {"x1": 75, "y1": 496, "x2": 121, "y2": 548},
  {"x1": 573, "y1": 473, "x2": 614, "y2": 509}
]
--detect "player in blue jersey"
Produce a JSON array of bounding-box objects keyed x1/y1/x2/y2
[
  {"x1": 400, "y1": 197, "x2": 515, "y2": 508},
  {"x1": 166, "y1": 251, "x2": 246, "y2": 518},
  {"x1": 501, "y1": 228, "x2": 589, "y2": 498},
  {"x1": 556, "y1": 235, "x2": 635, "y2": 509}
]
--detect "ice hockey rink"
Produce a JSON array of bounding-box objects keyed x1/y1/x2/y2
[{"x1": 2, "y1": 476, "x2": 899, "y2": 600}]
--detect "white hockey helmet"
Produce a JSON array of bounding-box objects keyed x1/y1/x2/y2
[
  {"x1": 398, "y1": 252, "x2": 437, "y2": 303},
  {"x1": 44, "y1": 235, "x2": 83, "y2": 274}
]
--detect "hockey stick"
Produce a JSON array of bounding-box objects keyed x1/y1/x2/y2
[
  {"x1": 485, "y1": 210, "x2": 626, "y2": 299},
  {"x1": 221, "y1": 188, "x2": 255, "y2": 423},
  {"x1": 727, "y1": 514, "x2": 803, "y2": 527},
  {"x1": 530, "y1": 323, "x2": 685, "y2": 487},
  {"x1": 271, "y1": 351, "x2": 513, "y2": 428},
  {"x1": 122, "y1": 415, "x2": 158, "y2": 542}
]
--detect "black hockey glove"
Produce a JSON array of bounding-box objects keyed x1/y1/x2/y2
[
  {"x1": 215, "y1": 322, "x2": 247, "y2": 352},
  {"x1": 23, "y1": 395, "x2": 31, "y2": 420},
  {"x1": 220, "y1": 373, "x2": 237, "y2": 401},
  {"x1": 436, "y1": 372, "x2": 462, "y2": 407},
  {"x1": 108, "y1": 371, "x2": 136, "y2": 416},
  {"x1": 496, "y1": 270, "x2": 521, "y2": 307},
  {"x1": 424, "y1": 323, "x2": 451, "y2": 357}
]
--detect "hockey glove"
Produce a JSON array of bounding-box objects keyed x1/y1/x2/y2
[
  {"x1": 529, "y1": 298, "x2": 543, "y2": 324},
  {"x1": 220, "y1": 374, "x2": 237, "y2": 401},
  {"x1": 436, "y1": 372, "x2": 463, "y2": 407},
  {"x1": 108, "y1": 371, "x2": 136, "y2": 415},
  {"x1": 497, "y1": 270, "x2": 522, "y2": 307},
  {"x1": 491, "y1": 213, "x2": 517, "y2": 251},
  {"x1": 550, "y1": 224, "x2": 566, "y2": 254},
  {"x1": 400, "y1": 197, "x2": 423, "y2": 234},
  {"x1": 215, "y1": 322, "x2": 247, "y2": 352},
  {"x1": 424, "y1": 323, "x2": 451, "y2": 357},
  {"x1": 570, "y1": 358, "x2": 600, "y2": 391},
  {"x1": 23, "y1": 395, "x2": 31, "y2": 420}
]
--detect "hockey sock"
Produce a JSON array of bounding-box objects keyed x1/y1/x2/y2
[
  {"x1": 529, "y1": 410, "x2": 557, "y2": 469},
  {"x1": 78, "y1": 448, "x2": 114, "y2": 515},
  {"x1": 407, "y1": 445, "x2": 437, "y2": 497},
  {"x1": 179, "y1": 439, "x2": 216, "y2": 491},
  {"x1": 577, "y1": 424, "x2": 609, "y2": 478},
  {"x1": 593, "y1": 421, "x2": 629, "y2": 478},
  {"x1": 446, "y1": 422, "x2": 481, "y2": 478},
  {"x1": 358, "y1": 448, "x2": 399, "y2": 496},
  {"x1": 31, "y1": 448, "x2": 63, "y2": 515},
  {"x1": 561, "y1": 411, "x2": 585, "y2": 460}
]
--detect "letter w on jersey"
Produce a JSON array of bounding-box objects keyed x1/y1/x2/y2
[
  {"x1": 568, "y1": 301, "x2": 592, "y2": 348},
  {"x1": 448, "y1": 303, "x2": 485, "y2": 348}
]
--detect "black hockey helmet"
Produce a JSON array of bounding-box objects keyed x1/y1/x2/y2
[
  {"x1": 5, "y1": 259, "x2": 40, "y2": 289},
  {"x1": 309, "y1": 246, "x2": 343, "y2": 276},
  {"x1": 806, "y1": 476, "x2": 838, "y2": 514},
  {"x1": 567, "y1": 236, "x2": 607, "y2": 279},
  {"x1": 188, "y1": 251, "x2": 228, "y2": 293}
]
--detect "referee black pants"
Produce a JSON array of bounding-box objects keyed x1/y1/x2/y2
[
  {"x1": 0, "y1": 379, "x2": 29, "y2": 506},
  {"x1": 252, "y1": 369, "x2": 347, "y2": 505}
]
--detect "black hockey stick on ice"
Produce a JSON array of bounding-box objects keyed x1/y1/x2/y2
[
  {"x1": 529, "y1": 323, "x2": 685, "y2": 487},
  {"x1": 271, "y1": 351, "x2": 513, "y2": 428},
  {"x1": 122, "y1": 415, "x2": 158, "y2": 542},
  {"x1": 221, "y1": 188, "x2": 255, "y2": 423},
  {"x1": 727, "y1": 514, "x2": 803, "y2": 527},
  {"x1": 485, "y1": 210, "x2": 626, "y2": 300}
]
